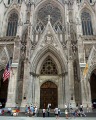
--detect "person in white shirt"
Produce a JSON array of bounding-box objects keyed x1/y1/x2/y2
[
  {"x1": 35, "y1": 106, "x2": 38, "y2": 117},
  {"x1": 54, "y1": 107, "x2": 59, "y2": 119},
  {"x1": 64, "y1": 104, "x2": 68, "y2": 119},
  {"x1": 42, "y1": 108, "x2": 46, "y2": 117}
]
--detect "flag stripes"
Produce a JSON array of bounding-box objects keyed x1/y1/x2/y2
[{"x1": 3, "y1": 62, "x2": 10, "y2": 82}]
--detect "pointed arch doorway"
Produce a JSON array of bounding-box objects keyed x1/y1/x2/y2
[
  {"x1": 40, "y1": 81, "x2": 58, "y2": 109},
  {"x1": 90, "y1": 69, "x2": 96, "y2": 108}
]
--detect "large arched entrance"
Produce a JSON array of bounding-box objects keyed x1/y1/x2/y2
[
  {"x1": 90, "y1": 69, "x2": 96, "y2": 108},
  {"x1": 40, "y1": 81, "x2": 58, "y2": 109}
]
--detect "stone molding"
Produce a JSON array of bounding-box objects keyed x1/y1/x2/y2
[{"x1": 0, "y1": 36, "x2": 15, "y2": 42}]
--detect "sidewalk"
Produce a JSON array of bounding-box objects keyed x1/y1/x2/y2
[{"x1": 0, "y1": 116, "x2": 96, "y2": 120}]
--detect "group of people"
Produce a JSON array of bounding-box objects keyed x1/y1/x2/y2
[
  {"x1": 51, "y1": 103, "x2": 89, "y2": 119},
  {"x1": 25, "y1": 104, "x2": 38, "y2": 117},
  {"x1": 42, "y1": 104, "x2": 51, "y2": 117},
  {"x1": 0, "y1": 102, "x2": 91, "y2": 118},
  {"x1": 41, "y1": 103, "x2": 90, "y2": 118},
  {"x1": 64, "y1": 103, "x2": 88, "y2": 119}
]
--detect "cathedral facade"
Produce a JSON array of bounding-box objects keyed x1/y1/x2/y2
[{"x1": 0, "y1": 0, "x2": 96, "y2": 109}]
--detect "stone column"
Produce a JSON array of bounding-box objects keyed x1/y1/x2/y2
[
  {"x1": 80, "y1": 67, "x2": 92, "y2": 107},
  {"x1": 58, "y1": 77, "x2": 64, "y2": 108},
  {"x1": 20, "y1": 59, "x2": 30, "y2": 107},
  {"x1": 27, "y1": 75, "x2": 33, "y2": 105},
  {"x1": 62, "y1": 74, "x2": 66, "y2": 107},
  {"x1": 65, "y1": 2, "x2": 70, "y2": 41},
  {"x1": 87, "y1": 80, "x2": 92, "y2": 107},
  {"x1": 29, "y1": 3, "x2": 35, "y2": 41},
  {"x1": 6, "y1": 37, "x2": 20, "y2": 107},
  {"x1": 34, "y1": 76, "x2": 40, "y2": 108},
  {"x1": 64, "y1": 73, "x2": 70, "y2": 104},
  {"x1": 26, "y1": 74, "x2": 35, "y2": 106},
  {"x1": 32, "y1": 75, "x2": 35, "y2": 104},
  {"x1": 67, "y1": 39, "x2": 76, "y2": 107},
  {"x1": 80, "y1": 72, "x2": 88, "y2": 107},
  {"x1": 68, "y1": 59, "x2": 76, "y2": 107},
  {"x1": 6, "y1": 64, "x2": 19, "y2": 107}
]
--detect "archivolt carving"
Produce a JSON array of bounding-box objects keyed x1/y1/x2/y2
[
  {"x1": 87, "y1": 46, "x2": 96, "y2": 79},
  {"x1": 35, "y1": 21, "x2": 45, "y2": 33},
  {"x1": 88, "y1": 46, "x2": 96, "y2": 68}
]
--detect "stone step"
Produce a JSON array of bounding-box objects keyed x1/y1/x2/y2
[{"x1": 2, "y1": 111, "x2": 96, "y2": 117}]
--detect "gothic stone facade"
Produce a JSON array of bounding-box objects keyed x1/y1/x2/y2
[{"x1": 0, "y1": 0, "x2": 96, "y2": 109}]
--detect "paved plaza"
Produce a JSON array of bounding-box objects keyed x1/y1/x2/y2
[{"x1": 0, "y1": 116, "x2": 96, "y2": 120}]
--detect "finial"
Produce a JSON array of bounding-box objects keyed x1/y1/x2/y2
[{"x1": 48, "y1": 15, "x2": 51, "y2": 22}]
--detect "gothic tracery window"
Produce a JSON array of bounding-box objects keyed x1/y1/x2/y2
[
  {"x1": 37, "y1": 3, "x2": 62, "y2": 26},
  {"x1": 81, "y1": 11, "x2": 93, "y2": 35},
  {"x1": 6, "y1": 13, "x2": 18, "y2": 36},
  {"x1": 40, "y1": 56, "x2": 58, "y2": 75},
  {"x1": 36, "y1": 22, "x2": 44, "y2": 33},
  {"x1": 54, "y1": 22, "x2": 62, "y2": 33}
]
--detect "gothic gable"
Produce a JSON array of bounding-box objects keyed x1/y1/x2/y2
[
  {"x1": 79, "y1": 0, "x2": 95, "y2": 15},
  {"x1": 31, "y1": 17, "x2": 67, "y2": 63}
]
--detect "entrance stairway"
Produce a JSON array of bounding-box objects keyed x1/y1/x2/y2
[{"x1": 2, "y1": 109, "x2": 96, "y2": 117}]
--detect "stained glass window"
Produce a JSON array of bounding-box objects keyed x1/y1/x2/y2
[
  {"x1": 38, "y1": 3, "x2": 62, "y2": 25},
  {"x1": 81, "y1": 12, "x2": 93, "y2": 35},
  {"x1": 40, "y1": 56, "x2": 58, "y2": 75},
  {"x1": 6, "y1": 13, "x2": 18, "y2": 36}
]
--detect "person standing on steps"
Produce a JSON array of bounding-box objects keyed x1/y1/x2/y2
[
  {"x1": 42, "y1": 108, "x2": 46, "y2": 117},
  {"x1": 64, "y1": 104, "x2": 68, "y2": 119},
  {"x1": 54, "y1": 106, "x2": 59, "y2": 119},
  {"x1": 47, "y1": 107, "x2": 50, "y2": 117}
]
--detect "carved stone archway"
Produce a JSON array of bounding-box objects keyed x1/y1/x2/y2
[{"x1": 90, "y1": 69, "x2": 96, "y2": 107}]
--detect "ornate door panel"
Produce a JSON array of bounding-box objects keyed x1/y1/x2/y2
[{"x1": 40, "y1": 81, "x2": 58, "y2": 109}]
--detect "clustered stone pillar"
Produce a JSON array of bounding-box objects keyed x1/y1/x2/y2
[
  {"x1": 64, "y1": 73, "x2": 70, "y2": 104},
  {"x1": 26, "y1": 74, "x2": 36, "y2": 106},
  {"x1": 6, "y1": 37, "x2": 20, "y2": 108},
  {"x1": 80, "y1": 67, "x2": 92, "y2": 107},
  {"x1": 21, "y1": 59, "x2": 30, "y2": 107},
  {"x1": 68, "y1": 59, "x2": 76, "y2": 107},
  {"x1": 26, "y1": 75, "x2": 33, "y2": 105},
  {"x1": 34, "y1": 76, "x2": 40, "y2": 108},
  {"x1": 67, "y1": 39, "x2": 76, "y2": 107},
  {"x1": 58, "y1": 77, "x2": 64, "y2": 108}
]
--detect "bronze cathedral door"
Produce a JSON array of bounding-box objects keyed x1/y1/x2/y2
[{"x1": 40, "y1": 81, "x2": 58, "y2": 109}]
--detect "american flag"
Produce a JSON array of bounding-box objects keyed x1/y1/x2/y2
[{"x1": 3, "y1": 62, "x2": 10, "y2": 82}]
